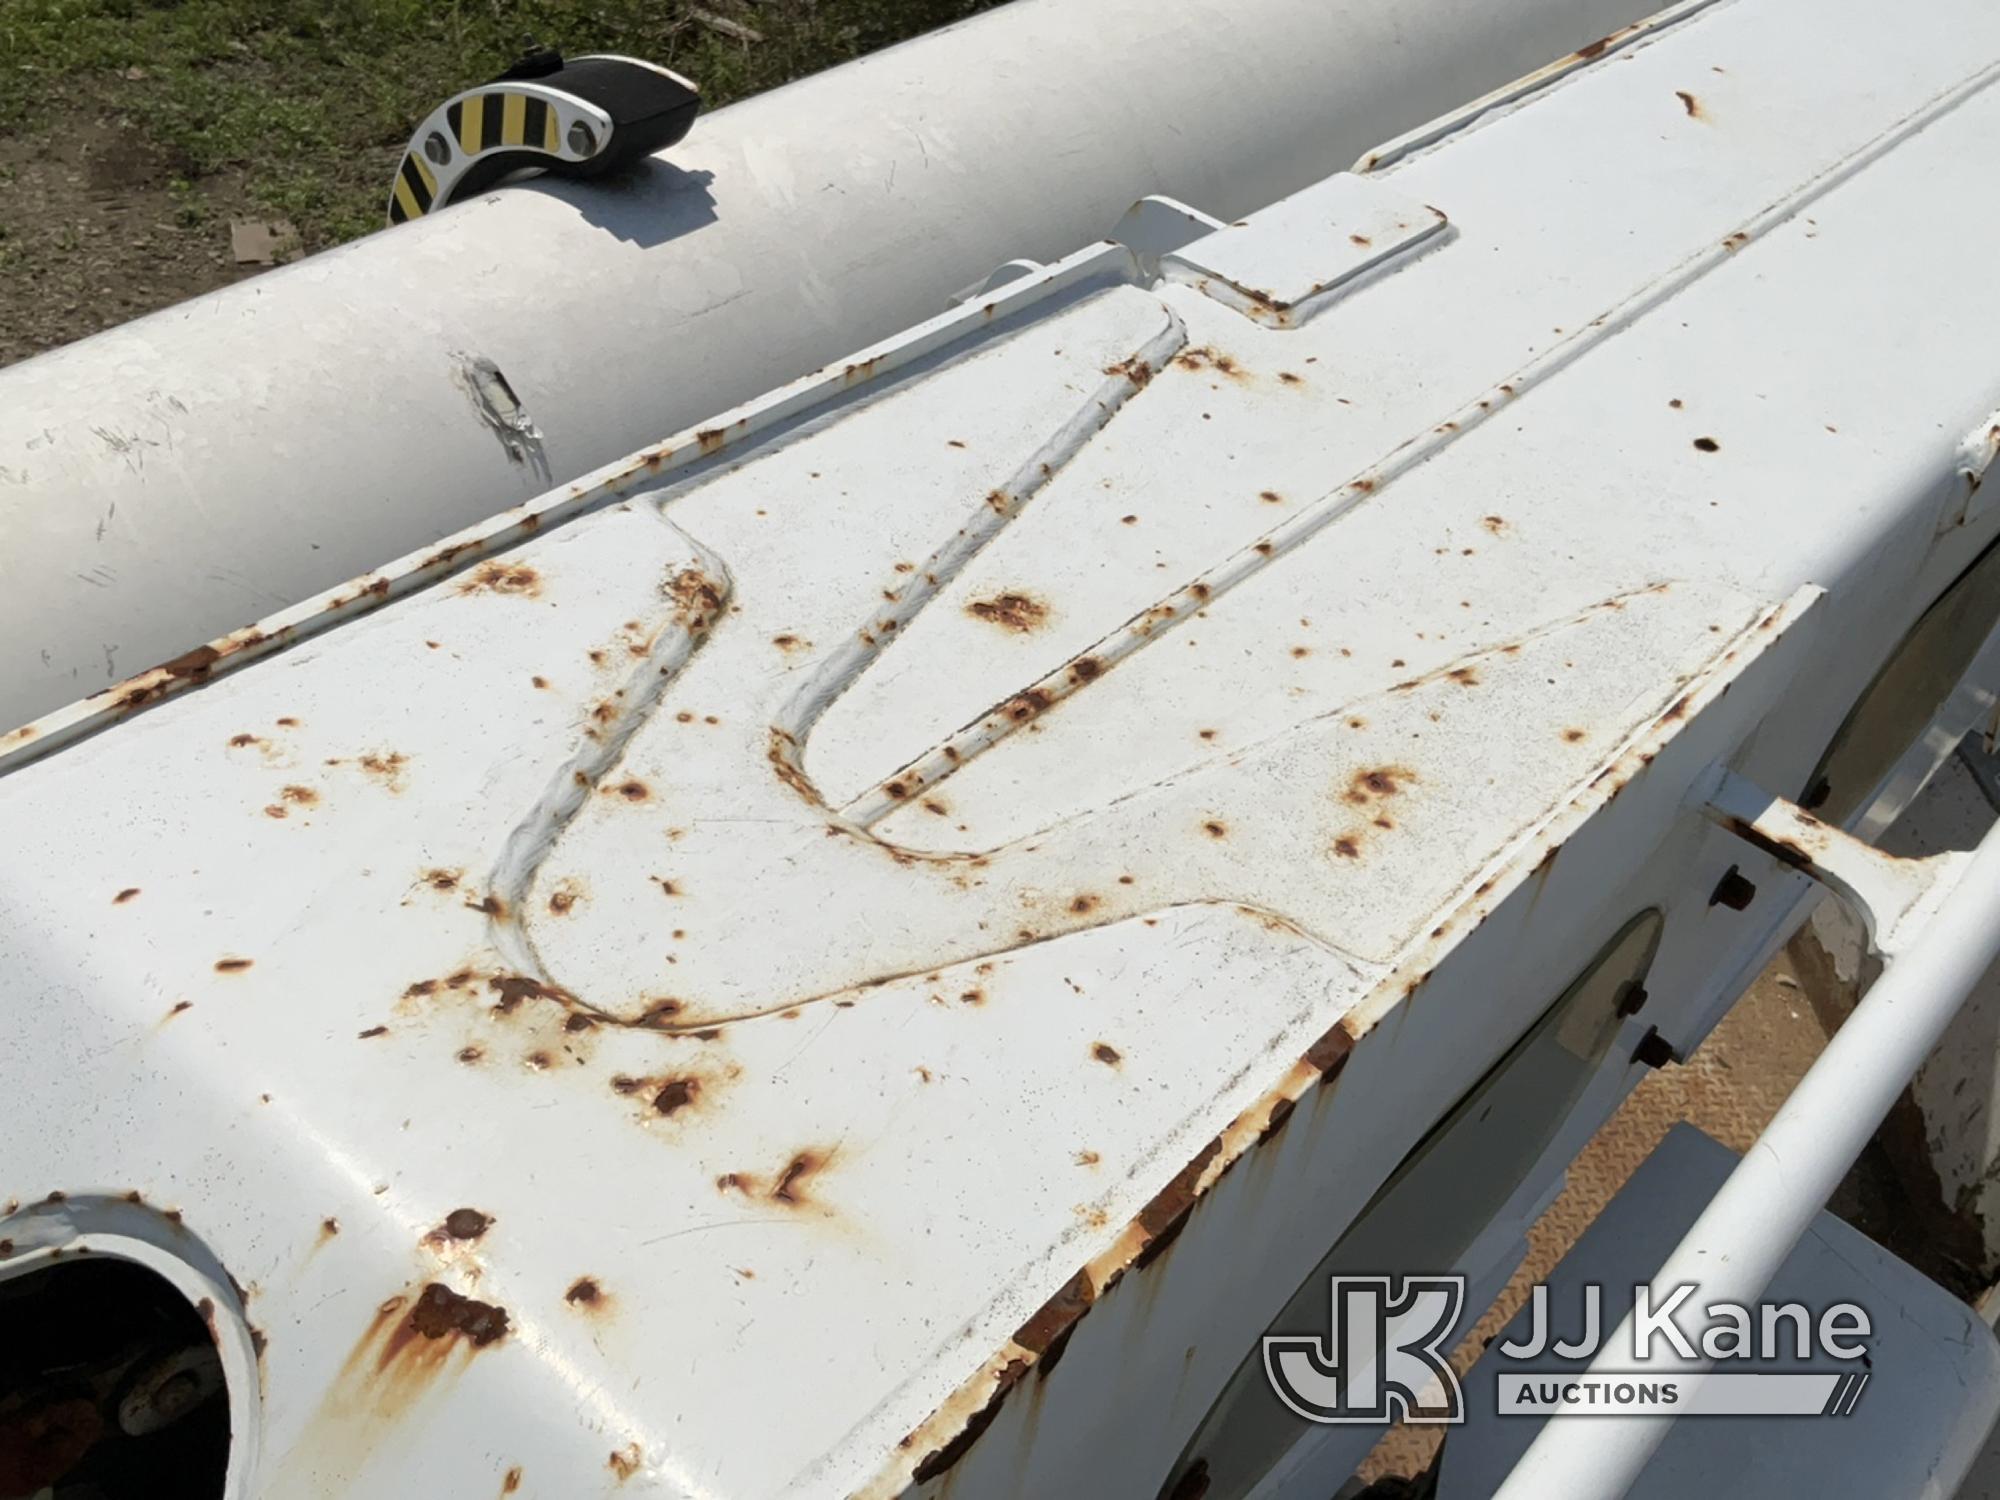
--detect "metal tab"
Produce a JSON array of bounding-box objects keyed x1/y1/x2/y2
[{"x1": 1161, "y1": 173, "x2": 1447, "y2": 328}]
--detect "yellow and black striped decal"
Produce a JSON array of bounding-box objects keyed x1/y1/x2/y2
[
  {"x1": 387, "y1": 151, "x2": 438, "y2": 225},
  {"x1": 389, "y1": 88, "x2": 569, "y2": 224},
  {"x1": 446, "y1": 90, "x2": 562, "y2": 157}
]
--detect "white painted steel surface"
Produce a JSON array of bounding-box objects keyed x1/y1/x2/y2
[
  {"x1": 0, "y1": 0, "x2": 1661, "y2": 736},
  {"x1": 6, "y1": 0, "x2": 2000, "y2": 1494}
]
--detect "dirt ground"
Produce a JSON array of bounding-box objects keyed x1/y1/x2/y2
[{"x1": 0, "y1": 118, "x2": 262, "y2": 366}]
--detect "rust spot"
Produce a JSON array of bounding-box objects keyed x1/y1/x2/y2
[
  {"x1": 1174, "y1": 347, "x2": 1249, "y2": 381},
  {"x1": 503, "y1": 1469, "x2": 523, "y2": 1495},
  {"x1": 1676, "y1": 89, "x2": 1702, "y2": 117},
  {"x1": 1343, "y1": 765, "x2": 1413, "y2": 805},
  {"x1": 398, "y1": 1281, "x2": 510, "y2": 1348},
  {"x1": 359, "y1": 751, "x2": 408, "y2": 788},
  {"x1": 280, "y1": 784, "x2": 319, "y2": 806},
  {"x1": 547, "y1": 883, "x2": 581, "y2": 916},
  {"x1": 566, "y1": 1276, "x2": 604, "y2": 1308},
  {"x1": 164, "y1": 1000, "x2": 193, "y2": 1021},
  {"x1": 433, "y1": 1208, "x2": 492, "y2": 1242},
  {"x1": 1722, "y1": 231, "x2": 1749, "y2": 251},
  {"x1": 1092, "y1": 1042, "x2": 1122, "y2": 1066},
  {"x1": 459, "y1": 561, "x2": 541, "y2": 597},
  {"x1": 1104, "y1": 355, "x2": 1155, "y2": 387},
  {"x1": 320, "y1": 1217, "x2": 340, "y2": 1242},
  {"x1": 772, "y1": 1151, "x2": 829, "y2": 1206},
  {"x1": 214, "y1": 957, "x2": 253, "y2": 973},
  {"x1": 612, "y1": 779, "x2": 651, "y2": 802},
  {"x1": 1304, "y1": 1020, "x2": 1356, "y2": 1076},
  {"x1": 158, "y1": 643, "x2": 224, "y2": 682},
  {"x1": 1003, "y1": 688, "x2": 1052, "y2": 723},
  {"x1": 1202, "y1": 820, "x2": 1227, "y2": 839},
  {"x1": 966, "y1": 592, "x2": 1049, "y2": 633},
  {"x1": 1133, "y1": 1137, "x2": 1223, "y2": 1270},
  {"x1": 911, "y1": 1358, "x2": 1027, "y2": 1483},
  {"x1": 1332, "y1": 836, "x2": 1362, "y2": 859},
  {"x1": 653, "y1": 1078, "x2": 699, "y2": 1116},
  {"x1": 1014, "y1": 1267, "x2": 1095, "y2": 1377},
  {"x1": 667, "y1": 567, "x2": 725, "y2": 627},
  {"x1": 357, "y1": 1025, "x2": 389, "y2": 1039},
  {"x1": 1693, "y1": 436, "x2": 1720, "y2": 453},
  {"x1": 1448, "y1": 666, "x2": 1479, "y2": 687},
  {"x1": 1277, "y1": 371, "x2": 1303, "y2": 386},
  {"x1": 423, "y1": 868, "x2": 461, "y2": 892},
  {"x1": 113, "y1": 887, "x2": 140, "y2": 904},
  {"x1": 696, "y1": 426, "x2": 726, "y2": 455},
  {"x1": 487, "y1": 974, "x2": 573, "y2": 1013},
  {"x1": 1563, "y1": 728, "x2": 1587, "y2": 743},
  {"x1": 458, "y1": 1046, "x2": 483, "y2": 1064},
  {"x1": 1068, "y1": 893, "x2": 1100, "y2": 915}
]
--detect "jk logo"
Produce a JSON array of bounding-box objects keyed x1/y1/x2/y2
[{"x1": 1263, "y1": 1275, "x2": 1467, "y2": 1425}]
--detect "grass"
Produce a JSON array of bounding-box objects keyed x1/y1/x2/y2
[{"x1": 0, "y1": 0, "x2": 1006, "y2": 248}]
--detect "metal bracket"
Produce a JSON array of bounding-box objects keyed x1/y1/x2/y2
[
  {"x1": 1703, "y1": 768, "x2": 1967, "y2": 957},
  {"x1": 1110, "y1": 195, "x2": 1228, "y2": 278}
]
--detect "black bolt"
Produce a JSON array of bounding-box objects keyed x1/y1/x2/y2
[
  {"x1": 1632, "y1": 1027, "x2": 1676, "y2": 1069},
  {"x1": 1710, "y1": 865, "x2": 1757, "y2": 911}
]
